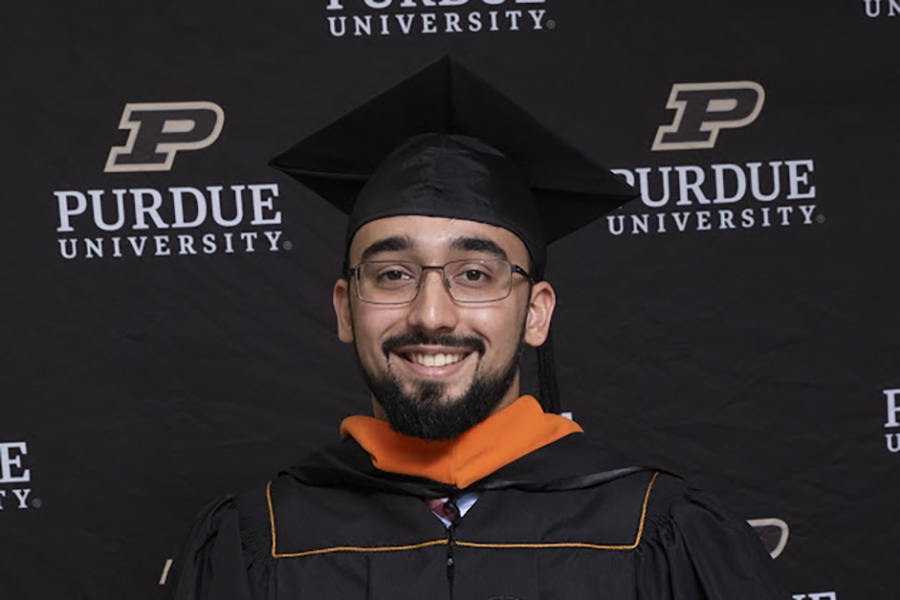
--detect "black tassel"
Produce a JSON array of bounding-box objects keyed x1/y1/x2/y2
[{"x1": 537, "y1": 328, "x2": 561, "y2": 414}]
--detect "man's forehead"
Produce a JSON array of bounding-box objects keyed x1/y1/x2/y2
[{"x1": 349, "y1": 216, "x2": 529, "y2": 261}]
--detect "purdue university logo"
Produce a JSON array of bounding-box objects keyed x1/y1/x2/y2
[
  {"x1": 607, "y1": 80, "x2": 821, "y2": 238},
  {"x1": 105, "y1": 101, "x2": 225, "y2": 173},
  {"x1": 863, "y1": 0, "x2": 900, "y2": 18},
  {"x1": 0, "y1": 441, "x2": 37, "y2": 511},
  {"x1": 885, "y1": 388, "x2": 900, "y2": 453},
  {"x1": 54, "y1": 101, "x2": 284, "y2": 261},
  {"x1": 747, "y1": 518, "x2": 789, "y2": 559},
  {"x1": 652, "y1": 82, "x2": 765, "y2": 151}
]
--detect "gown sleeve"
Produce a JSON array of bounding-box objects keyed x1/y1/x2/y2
[
  {"x1": 163, "y1": 492, "x2": 274, "y2": 600},
  {"x1": 635, "y1": 475, "x2": 789, "y2": 600}
]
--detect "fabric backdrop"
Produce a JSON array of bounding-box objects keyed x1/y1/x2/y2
[{"x1": 2, "y1": 2, "x2": 898, "y2": 599}]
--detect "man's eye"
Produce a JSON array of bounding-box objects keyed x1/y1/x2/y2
[
  {"x1": 378, "y1": 270, "x2": 410, "y2": 281},
  {"x1": 452, "y1": 268, "x2": 493, "y2": 286}
]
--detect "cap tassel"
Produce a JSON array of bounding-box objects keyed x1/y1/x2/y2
[{"x1": 537, "y1": 329, "x2": 561, "y2": 414}]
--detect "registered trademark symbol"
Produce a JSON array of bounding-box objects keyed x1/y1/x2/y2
[
  {"x1": 31, "y1": 498, "x2": 42, "y2": 508},
  {"x1": 546, "y1": 19, "x2": 556, "y2": 29},
  {"x1": 816, "y1": 214, "x2": 825, "y2": 224},
  {"x1": 283, "y1": 240, "x2": 293, "y2": 250}
]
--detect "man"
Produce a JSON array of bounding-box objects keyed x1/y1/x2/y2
[{"x1": 164, "y1": 58, "x2": 786, "y2": 599}]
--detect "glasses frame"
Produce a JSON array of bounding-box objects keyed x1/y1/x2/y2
[{"x1": 346, "y1": 258, "x2": 533, "y2": 305}]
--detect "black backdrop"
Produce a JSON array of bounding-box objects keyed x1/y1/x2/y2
[{"x1": 2, "y1": 2, "x2": 898, "y2": 599}]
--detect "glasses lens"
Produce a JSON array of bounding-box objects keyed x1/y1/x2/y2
[
  {"x1": 444, "y1": 259, "x2": 511, "y2": 302},
  {"x1": 358, "y1": 261, "x2": 421, "y2": 304}
]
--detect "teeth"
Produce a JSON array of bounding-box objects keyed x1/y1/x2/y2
[{"x1": 409, "y1": 353, "x2": 464, "y2": 367}]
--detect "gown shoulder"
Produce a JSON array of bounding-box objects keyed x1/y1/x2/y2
[
  {"x1": 634, "y1": 473, "x2": 789, "y2": 599},
  {"x1": 163, "y1": 489, "x2": 273, "y2": 600}
]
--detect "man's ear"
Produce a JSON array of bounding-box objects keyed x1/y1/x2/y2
[
  {"x1": 333, "y1": 278, "x2": 354, "y2": 343},
  {"x1": 524, "y1": 281, "x2": 556, "y2": 348}
]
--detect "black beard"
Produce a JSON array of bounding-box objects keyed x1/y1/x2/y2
[{"x1": 356, "y1": 330, "x2": 524, "y2": 441}]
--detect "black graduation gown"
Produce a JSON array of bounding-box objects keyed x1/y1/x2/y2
[{"x1": 164, "y1": 433, "x2": 787, "y2": 600}]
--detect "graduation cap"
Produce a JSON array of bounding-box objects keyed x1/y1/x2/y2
[{"x1": 270, "y1": 55, "x2": 638, "y2": 413}]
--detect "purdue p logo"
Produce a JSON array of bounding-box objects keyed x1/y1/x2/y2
[
  {"x1": 105, "y1": 101, "x2": 225, "y2": 172},
  {"x1": 747, "y1": 518, "x2": 789, "y2": 559},
  {"x1": 652, "y1": 82, "x2": 764, "y2": 151}
]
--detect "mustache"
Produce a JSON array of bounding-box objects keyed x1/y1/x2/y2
[{"x1": 382, "y1": 331, "x2": 486, "y2": 358}]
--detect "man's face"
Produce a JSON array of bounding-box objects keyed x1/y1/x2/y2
[{"x1": 333, "y1": 216, "x2": 555, "y2": 440}]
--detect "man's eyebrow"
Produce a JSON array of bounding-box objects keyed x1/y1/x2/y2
[
  {"x1": 360, "y1": 235, "x2": 414, "y2": 262},
  {"x1": 449, "y1": 236, "x2": 509, "y2": 261}
]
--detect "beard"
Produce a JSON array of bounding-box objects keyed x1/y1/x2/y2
[{"x1": 355, "y1": 328, "x2": 525, "y2": 441}]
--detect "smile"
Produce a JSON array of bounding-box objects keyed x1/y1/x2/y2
[
  {"x1": 406, "y1": 352, "x2": 466, "y2": 367},
  {"x1": 389, "y1": 346, "x2": 477, "y2": 378}
]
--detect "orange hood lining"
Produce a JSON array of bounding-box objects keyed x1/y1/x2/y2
[{"x1": 340, "y1": 395, "x2": 583, "y2": 489}]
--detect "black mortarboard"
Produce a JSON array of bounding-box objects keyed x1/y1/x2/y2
[
  {"x1": 270, "y1": 56, "x2": 638, "y2": 413},
  {"x1": 269, "y1": 55, "x2": 637, "y2": 279}
]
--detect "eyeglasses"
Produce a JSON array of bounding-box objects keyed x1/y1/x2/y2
[{"x1": 347, "y1": 258, "x2": 532, "y2": 305}]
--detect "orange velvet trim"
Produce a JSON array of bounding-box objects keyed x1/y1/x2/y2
[{"x1": 340, "y1": 395, "x2": 583, "y2": 489}]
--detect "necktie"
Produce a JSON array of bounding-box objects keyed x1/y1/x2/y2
[{"x1": 425, "y1": 497, "x2": 460, "y2": 524}]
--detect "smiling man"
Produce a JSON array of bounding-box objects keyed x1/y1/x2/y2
[
  {"x1": 338, "y1": 214, "x2": 553, "y2": 442},
  {"x1": 164, "y1": 58, "x2": 787, "y2": 600}
]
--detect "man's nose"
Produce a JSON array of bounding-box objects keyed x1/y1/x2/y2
[{"x1": 406, "y1": 270, "x2": 459, "y2": 332}]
